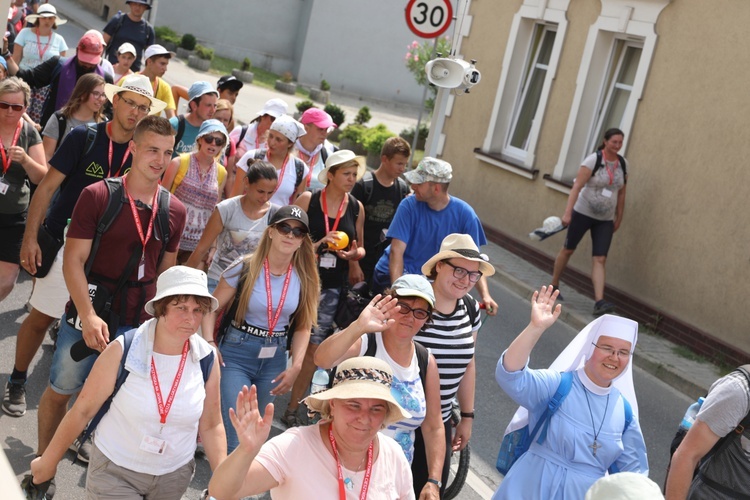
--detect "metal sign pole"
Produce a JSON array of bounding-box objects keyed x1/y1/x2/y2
[{"x1": 409, "y1": 37, "x2": 438, "y2": 168}]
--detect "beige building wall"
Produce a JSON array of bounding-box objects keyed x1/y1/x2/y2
[{"x1": 444, "y1": 0, "x2": 750, "y2": 353}]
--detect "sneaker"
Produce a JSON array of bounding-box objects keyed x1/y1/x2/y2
[
  {"x1": 70, "y1": 433, "x2": 92, "y2": 464},
  {"x1": 281, "y1": 407, "x2": 300, "y2": 428},
  {"x1": 593, "y1": 300, "x2": 615, "y2": 316},
  {"x1": 2, "y1": 380, "x2": 27, "y2": 417},
  {"x1": 550, "y1": 285, "x2": 564, "y2": 301}
]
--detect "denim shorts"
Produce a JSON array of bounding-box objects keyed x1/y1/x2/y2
[
  {"x1": 309, "y1": 287, "x2": 341, "y2": 345},
  {"x1": 49, "y1": 313, "x2": 133, "y2": 395},
  {"x1": 219, "y1": 326, "x2": 288, "y2": 452}
]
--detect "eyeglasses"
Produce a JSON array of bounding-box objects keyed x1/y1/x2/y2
[
  {"x1": 202, "y1": 135, "x2": 226, "y2": 147},
  {"x1": 90, "y1": 91, "x2": 106, "y2": 100},
  {"x1": 443, "y1": 261, "x2": 483, "y2": 283},
  {"x1": 592, "y1": 343, "x2": 632, "y2": 359},
  {"x1": 118, "y1": 96, "x2": 151, "y2": 114},
  {"x1": 396, "y1": 302, "x2": 431, "y2": 320},
  {"x1": 0, "y1": 101, "x2": 25, "y2": 112},
  {"x1": 275, "y1": 222, "x2": 308, "y2": 239}
]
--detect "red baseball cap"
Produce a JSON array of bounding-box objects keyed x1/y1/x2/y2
[
  {"x1": 77, "y1": 30, "x2": 105, "y2": 65},
  {"x1": 300, "y1": 108, "x2": 336, "y2": 129}
]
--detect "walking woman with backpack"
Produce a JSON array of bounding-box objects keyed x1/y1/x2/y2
[
  {"x1": 493, "y1": 286, "x2": 648, "y2": 499},
  {"x1": 41, "y1": 73, "x2": 106, "y2": 161},
  {"x1": 162, "y1": 119, "x2": 228, "y2": 266},
  {"x1": 230, "y1": 97, "x2": 287, "y2": 161},
  {"x1": 412, "y1": 233, "x2": 495, "y2": 495},
  {"x1": 201, "y1": 205, "x2": 319, "y2": 453},
  {"x1": 231, "y1": 115, "x2": 309, "y2": 205},
  {"x1": 315, "y1": 274, "x2": 446, "y2": 500}
]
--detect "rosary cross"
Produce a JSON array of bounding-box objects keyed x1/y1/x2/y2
[{"x1": 589, "y1": 440, "x2": 602, "y2": 456}]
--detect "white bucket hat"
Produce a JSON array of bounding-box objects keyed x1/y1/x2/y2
[
  {"x1": 317, "y1": 149, "x2": 366, "y2": 184},
  {"x1": 145, "y1": 266, "x2": 219, "y2": 315},
  {"x1": 585, "y1": 472, "x2": 664, "y2": 499},
  {"x1": 257, "y1": 98, "x2": 288, "y2": 118},
  {"x1": 304, "y1": 356, "x2": 411, "y2": 426},
  {"x1": 421, "y1": 233, "x2": 495, "y2": 277},
  {"x1": 104, "y1": 73, "x2": 167, "y2": 114},
  {"x1": 27, "y1": 4, "x2": 67, "y2": 25}
]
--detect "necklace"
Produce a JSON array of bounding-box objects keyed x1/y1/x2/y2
[
  {"x1": 583, "y1": 388, "x2": 610, "y2": 456},
  {"x1": 343, "y1": 454, "x2": 368, "y2": 490}
]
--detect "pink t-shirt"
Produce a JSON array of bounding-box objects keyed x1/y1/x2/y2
[{"x1": 256, "y1": 423, "x2": 415, "y2": 499}]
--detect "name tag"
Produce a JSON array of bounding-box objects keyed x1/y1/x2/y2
[
  {"x1": 0, "y1": 178, "x2": 9, "y2": 195},
  {"x1": 140, "y1": 435, "x2": 167, "y2": 455},
  {"x1": 259, "y1": 345, "x2": 277, "y2": 359},
  {"x1": 319, "y1": 253, "x2": 336, "y2": 269},
  {"x1": 601, "y1": 188, "x2": 613, "y2": 199}
]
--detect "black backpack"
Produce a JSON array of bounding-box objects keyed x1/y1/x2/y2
[
  {"x1": 592, "y1": 150, "x2": 628, "y2": 183},
  {"x1": 361, "y1": 170, "x2": 408, "y2": 205},
  {"x1": 103, "y1": 11, "x2": 154, "y2": 60},
  {"x1": 253, "y1": 149, "x2": 305, "y2": 190},
  {"x1": 52, "y1": 115, "x2": 100, "y2": 154}
]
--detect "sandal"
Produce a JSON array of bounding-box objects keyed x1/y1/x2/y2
[{"x1": 281, "y1": 407, "x2": 300, "y2": 428}]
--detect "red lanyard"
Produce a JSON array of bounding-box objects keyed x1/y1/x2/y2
[
  {"x1": 299, "y1": 150, "x2": 320, "y2": 187},
  {"x1": 150, "y1": 339, "x2": 190, "y2": 426},
  {"x1": 0, "y1": 121, "x2": 22, "y2": 176},
  {"x1": 328, "y1": 423, "x2": 373, "y2": 500},
  {"x1": 603, "y1": 157, "x2": 617, "y2": 185},
  {"x1": 122, "y1": 174, "x2": 159, "y2": 264},
  {"x1": 268, "y1": 152, "x2": 290, "y2": 197},
  {"x1": 263, "y1": 259, "x2": 293, "y2": 334},
  {"x1": 35, "y1": 30, "x2": 52, "y2": 61},
  {"x1": 107, "y1": 122, "x2": 131, "y2": 177},
  {"x1": 321, "y1": 187, "x2": 347, "y2": 234}
]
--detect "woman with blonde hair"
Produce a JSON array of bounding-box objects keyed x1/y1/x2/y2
[
  {"x1": 214, "y1": 98, "x2": 238, "y2": 197},
  {"x1": 41, "y1": 73, "x2": 106, "y2": 161},
  {"x1": 162, "y1": 119, "x2": 228, "y2": 265},
  {"x1": 202, "y1": 205, "x2": 320, "y2": 453}
]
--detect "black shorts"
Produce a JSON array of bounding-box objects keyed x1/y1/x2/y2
[
  {"x1": 564, "y1": 210, "x2": 614, "y2": 256},
  {"x1": 0, "y1": 211, "x2": 26, "y2": 264}
]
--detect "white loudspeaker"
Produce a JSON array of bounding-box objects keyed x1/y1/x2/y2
[{"x1": 425, "y1": 57, "x2": 481, "y2": 93}]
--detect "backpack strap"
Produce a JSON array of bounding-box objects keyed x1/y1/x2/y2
[
  {"x1": 294, "y1": 157, "x2": 305, "y2": 189},
  {"x1": 254, "y1": 149, "x2": 266, "y2": 160},
  {"x1": 606, "y1": 395, "x2": 635, "y2": 474},
  {"x1": 535, "y1": 371, "x2": 574, "y2": 445},
  {"x1": 364, "y1": 332, "x2": 377, "y2": 357},
  {"x1": 53, "y1": 111, "x2": 67, "y2": 152},
  {"x1": 174, "y1": 115, "x2": 186, "y2": 149},
  {"x1": 155, "y1": 186, "x2": 171, "y2": 267},
  {"x1": 86, "y1": 178, "x2": 126, "y2": 276},
  {"x1": 414, "y1": 341, "x2": 429, "y2": 388},
  {"x1": 83, "y1": 122, "x2": 98, "y2": 159},
  {"x1": 237, "y1": 124, "x2": 249, "y2": 145},
  {"x1": 170, "y1": 154, "x2": 191, "y2": 194},
  {"x1": 104, "y1": 12, "x2": 126, "y2": 59},
  {"x1": 592, "y1": 150, "x2": 628, "y2": 184},
  {"x1": 217, "y1": 163, "x2": 227, "y2": 187},
  {"x1": 363, "y1": 171, "x2": 374, "y2": 205},
  {"x1": 462, "y1": 294, "x2": 479, "y2": 331},
  {"x1": 217, "y1": 260, "x2": 249, "y2": 342}
]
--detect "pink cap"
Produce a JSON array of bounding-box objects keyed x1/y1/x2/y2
[
  {"x1": 77, "y1": 30, "x2": 105, "y2": 65},
  {"x1": 300, "y1": 108, "x2": 336, "y2": 129}
]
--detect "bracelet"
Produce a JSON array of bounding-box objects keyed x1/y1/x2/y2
[
  {"x1": 426, "y1": 478, "x2": 442, "y2": 488},
  {"x1": 1, "y1": 51, "x2": 9, "y2": 59},
  {"x1": 460, "y1": 411, "x2": 475, "y2": 419}
]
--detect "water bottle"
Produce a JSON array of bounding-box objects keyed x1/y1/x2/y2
[
  {"x1": 307, "y1": 368, "x2": 330, "y2": 423},
  {"x1": 63, "y1": 218, "x2": 71, "y2": 243},
  {"x1": 679, "y1": 396, "x2": 705, "y2": 431}
]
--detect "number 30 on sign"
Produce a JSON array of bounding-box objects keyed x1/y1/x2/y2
[{"x1": 405, "y1": 0, "x2": 453, "y2": 39}]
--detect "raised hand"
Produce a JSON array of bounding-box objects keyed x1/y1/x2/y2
[
  {"x1": 529, "y1": 285, "x2": 561, "y2": 329},
  {"x1": 230, "y1": 385, "x2": 274, "y2": 456},
  {"x1": 354, "y1": 294, "x2": 399, "y2": 333}
]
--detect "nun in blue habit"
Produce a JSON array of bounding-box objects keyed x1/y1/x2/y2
[{"x1": 493, "y1": 286, "x2": 649, "y2": 500}]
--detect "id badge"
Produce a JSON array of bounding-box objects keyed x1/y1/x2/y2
[
  {"x1": 601, "y1": 188, "x2": 613, "y2": 199},
  {"x1": 0, "y1": 178, "x2": 9, "y2": 195},
  {"x1": 259, "y1": 345, "x2": 277, "y2": 358},
  {"x1": 140, "y1": 435, "x2": 167, "y2": 455},
  {"x1": 74, "y1": 284, "x2": 99, "y2": 331},
  {"x1": 138, "y1": 260, "x2": 145, "y2": 280},
  {"x1": 319, "y1": 253, "x2": 336, "y2": 269}
]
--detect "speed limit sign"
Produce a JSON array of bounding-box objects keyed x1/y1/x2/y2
[{"x1": 405, "y1": 0, "x2": 453, "y2": 39}]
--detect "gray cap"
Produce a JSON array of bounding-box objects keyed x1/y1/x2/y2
[
  {"x1": 391, "y1": 274, "x2": 435, "y2": 308},
  {"x1": 404, "y1": 157, "x2": 453, "y2": 184}
]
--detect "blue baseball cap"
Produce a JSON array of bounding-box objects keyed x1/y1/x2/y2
[
  {"x1": 188, "y1": 81, "x2": 219, "y2": 102},
  {"x1": 196, "y1": 119, "x2": 229, "y2": 145}
]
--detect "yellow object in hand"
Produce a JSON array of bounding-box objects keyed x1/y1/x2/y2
[{"x1": 327, "y1": 231, "x2": 349, "y2": 250}]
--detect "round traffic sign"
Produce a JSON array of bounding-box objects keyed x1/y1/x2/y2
[{"x1": 405, "y1": 0, "x2": 453, "y2": 39}]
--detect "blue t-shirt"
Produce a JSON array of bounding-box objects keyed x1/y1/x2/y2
[
  {"x1": 374, "y1": 195, "x2": 487, "y2": 275},
  {"x1": 103, "y1": 13, "x2": 154, "y2": 72},
  {"x1": 14, "y1": 28, "x2": 68, "y2": 70},
  {"x1": 46, "y1": 122, "x2": 132, "y2": 238},
  {"x1": 169, "y1": 116, "x2": 199, "y2": 157}
]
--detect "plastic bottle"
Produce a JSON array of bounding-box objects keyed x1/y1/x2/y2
[
  {"x1": 307, "y1": 368, "x2": 330, "y2": 423},
  {"x1": 679, "y1": 396, "x2": 705, "y2": 431},
  {"x1": 63, "y1": 218, "x2": 71, "y2": 242}
]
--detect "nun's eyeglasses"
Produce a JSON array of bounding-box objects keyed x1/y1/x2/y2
[{"x1": 592, "y1": 343, "x2": 632, "y2": 359}]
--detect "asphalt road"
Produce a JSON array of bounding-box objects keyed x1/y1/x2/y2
[{"x1": 0, "y1": 271, "x2": 692, "y2": 499}]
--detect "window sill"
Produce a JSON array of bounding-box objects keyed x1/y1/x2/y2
[
  {"x1": 542, "y1": 173, "x2": 573, "y2": 195},
  {"x1": 474, "y1": 149, "x2": 538, "y2": 180}
]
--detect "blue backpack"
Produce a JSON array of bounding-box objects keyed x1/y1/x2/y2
[{"x1": 495, "y1": 372, "x2": 633, "y2": 475}]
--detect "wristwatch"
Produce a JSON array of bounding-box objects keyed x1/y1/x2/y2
[{"x1": 427, "y1": 478, "x2": 442, "y2": 488}]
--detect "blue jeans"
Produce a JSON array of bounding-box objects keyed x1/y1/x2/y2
[
  {"x1": 207, "y1": 277, "x2": 219, "y2": 294},
  {"x1": 219, "y1": 326, "x2": 288, "y2": 453},
  {"x1": 50, "y1": 313, "x2": 133, "y2": 395},
  {"x1": 309, "y1": 287, "x2": 341, "y2": 345}
]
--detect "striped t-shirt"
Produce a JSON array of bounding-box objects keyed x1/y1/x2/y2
[{"x1": 414, "y1": 295, "x2": 481, "y2": 422}]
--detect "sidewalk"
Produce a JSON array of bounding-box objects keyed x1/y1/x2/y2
[{"x1": 55, "y1": 0, "x2": 721, "y2": 401}]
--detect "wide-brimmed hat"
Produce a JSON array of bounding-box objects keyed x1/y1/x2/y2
[
  {"x1": 421, "y1": 233, "x2": 495, "y2": 277},
  {"x1": 217, "y1": 75, "x2": 244, "y2": 91},
  {"x1": 404, "y1": 157, "x2": 452, "y2": 184},
  {"x1": 256, "y1": 98, "x2": 288, "y2": 118},
  {"x1": 270, "y1": 114, "x2": 306, "y2": 143},
  {"x1": 317, "y1": 149, "x2": 366, "y2": 184},
  {"x1": 585, "y1": 472, "x2": 663, "y2": 499},
  {"x1": 304, "y1": 357, "x2": 411, "y2": 426},
  {"x1": 26, "y1": 4, "x2": 67, "y2": 25},
  {"x1": 104, "y1": 73, "x2": 167, "y2": 114},
  {"x1": 77, "y1": 30, "x2": 105, "y2": 65},
  {"x1": 269, "y1": 205, "x2": 309, "y2": 231},
  {"x1": 145, "y1": 266, "x2": 219, "y2": 315},
  {"x1": 391, "y1": 274, "x2": 435, "y2": 308}
]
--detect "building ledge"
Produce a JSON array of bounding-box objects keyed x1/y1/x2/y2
[
  {"x1": 543, "y1": 173, "x2": 573, "y2": 195},
  {"x1": 474, "y1": 148, "x2": 538, "y2": 180}
]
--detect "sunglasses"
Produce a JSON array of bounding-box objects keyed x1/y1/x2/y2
[
  {"x1": 0, "y1": 101, "x2": 25, "y2": 112},
  {"x1": 275, "y1": 222, "x2": 308, "y2": 239},
  {"x1": 202, "y1": 135, "x2": 226, "y2": 147}
]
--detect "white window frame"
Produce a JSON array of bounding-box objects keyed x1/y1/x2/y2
[
  {"x1": 478, "y1": 0, "x2": 570, "y2": 176},
  {"x1": 548, "y1": 0, "x2": 670, "y2": 186}
]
